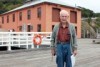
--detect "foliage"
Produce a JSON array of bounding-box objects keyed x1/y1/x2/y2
[{"x1": 0, "y1": 0, "x2": 25, "y2": 14}]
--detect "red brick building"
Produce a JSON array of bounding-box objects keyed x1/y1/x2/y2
[{"x1": 0, "y1": 0, "x2": 81, "y2": 38}]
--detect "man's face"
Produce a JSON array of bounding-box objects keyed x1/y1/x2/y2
[{"x1": 60, "y1": 13, "x2": 69, "y2": 23}]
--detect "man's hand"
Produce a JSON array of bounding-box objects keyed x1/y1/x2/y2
[
  {"x1": 73, "y1": 50, "x2": 77, "y2": 56},
  {"x1": 51, "y1": 48, "x2": 56, "y2": 56}
]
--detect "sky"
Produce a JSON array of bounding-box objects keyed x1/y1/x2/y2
[{"x1": 61, "y1": 0, "x2": 100, "y2": 13}]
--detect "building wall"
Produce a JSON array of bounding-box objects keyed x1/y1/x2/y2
[
  {"x1": 0, "y1": 4, "x2": 46, "y2": 32},
  {"x1": 45, "y1": 4, "x2": 81, "y2": 38},
  {"x1": 0, "y1": 3, "x2": 81, "y2": 38},
  {"x1": 16, "y1": 4, "x2": 46, "y2": 32}
]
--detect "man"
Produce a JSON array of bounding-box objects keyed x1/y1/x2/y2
[{"x1": 51, "y1": 10, "x2": 77, "y2": 67}]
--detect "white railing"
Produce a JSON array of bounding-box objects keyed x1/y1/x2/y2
[{"x1": 0, "y1": 32, "x2": 52, "y2": 51}]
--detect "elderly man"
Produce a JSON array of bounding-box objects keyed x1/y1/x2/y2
[{"x1": 51, "y1": 10, "x2": 77, "y2": 67}]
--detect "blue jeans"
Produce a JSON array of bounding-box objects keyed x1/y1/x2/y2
[{"x1": 56, "y1": 42, "x2": 72, "y2": 67}]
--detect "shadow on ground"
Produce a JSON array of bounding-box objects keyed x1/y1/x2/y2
[{"x1": 0, "y1": 46, "x2": 25, "y2": 51}]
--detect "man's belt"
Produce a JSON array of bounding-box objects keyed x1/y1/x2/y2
[{"x1": 57, "y1": 41, "x2": 70, "y2": 44}]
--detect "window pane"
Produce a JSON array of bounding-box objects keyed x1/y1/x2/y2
[
  {"x1": 27, "y1": 25, "x2": 32, "y2": 32},
  {"x1": 13, "y1": 14, "x2": 15, "y2": 22},
  {"x1": 70, "y1": 11, "x2": 77, "y2": 23},
  {"x1": 7, "y1": 15, "x2": 9, "y2": 23},
  {"x1": 37, "y1": 24, "x2": 41, "y2": 32},
  {"x1": 19, "y1": 12, "x2": 22, "y2": 21},
  {"x1": 19, "y1": 26, "x2": 22, "y2": 31},
  {"x1": 27, "y1": 10, "x2": 31, "y2": 20},
  {"x1": 75, "y1": 27, "x2": 77, "y2": 34},
  {"x1": 52, "y1": 8, "x2": 60, "y2": 22},
  {"x1": 2, "y1": 17, "x2": 4, "y2": 24},
  {"x1": 52, "y1": 25, "x2": 54, "y2": 31},
  {"x1": 37, "y1": 7, "x2": 41, "y2": 18}
]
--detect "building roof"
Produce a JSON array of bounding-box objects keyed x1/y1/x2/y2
[{"x1": 1, "y1": 0, "x2": 80, "y2": 15}]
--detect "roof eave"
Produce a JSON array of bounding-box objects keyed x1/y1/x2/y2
[{"x1": 1, "y1": 1, "x2": 81, "y2": 15}]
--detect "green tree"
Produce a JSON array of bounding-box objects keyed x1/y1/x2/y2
[{"x1": 0, "y1": 0, "x2": 25, "y2": 14}]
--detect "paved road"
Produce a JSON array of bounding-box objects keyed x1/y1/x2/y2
[{"x1": 0, "y1": 39, "x2": 100, "y2": 67}]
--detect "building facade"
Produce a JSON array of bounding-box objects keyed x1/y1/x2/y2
[{"x1": 0, "y1": 0, "x2": 81, "y2": 38}]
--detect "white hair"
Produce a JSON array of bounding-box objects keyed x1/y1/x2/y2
[{"x1": 60, "y1": 10, "x2": 69, "y2": 16}]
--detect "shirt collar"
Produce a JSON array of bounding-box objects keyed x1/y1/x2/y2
[{"x1": 59, "y1": 22, "x2": 69, "y2": 28}]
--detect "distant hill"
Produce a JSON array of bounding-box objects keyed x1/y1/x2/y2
[
  {"x1": 0, "y1": 0, "x2": 25, "y2": 14},
  {"x1": 78, "y1": 6, "x2": 100, "y2": 17}
]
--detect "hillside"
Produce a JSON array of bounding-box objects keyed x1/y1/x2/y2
[{"x1": 0, "y1": 0, "x2": 25, "y2": 14}]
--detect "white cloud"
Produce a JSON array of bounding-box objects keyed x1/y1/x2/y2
[{"x1": 60, "y1": 0, "x2": 100, "y2": 13}]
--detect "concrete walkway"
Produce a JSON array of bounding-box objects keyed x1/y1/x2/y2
[
  {"x1": 0, "y1": 39, "x2": 100, "y2": 67},
  {"x1": 75, "y1": 39, "x2": 100, "y2": 67}
]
